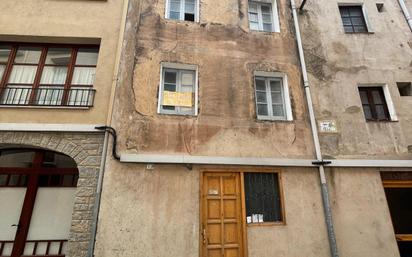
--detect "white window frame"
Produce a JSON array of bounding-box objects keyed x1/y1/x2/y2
[
  {"x1": 165, "y1": 0, "x2": 199, "y2": 22},
  {"x1": 338, "y1": 2, "x2": 374, "y2": 33},
  {"x1": 157, "y1": 62, "x2": 199, "y2": 116},
  {"x1": 254, "y1": 71, "x2": 292, "y2": 121},
  {"x1": 358, "y1": 83, "x2": 398, "y2": 121},
  {"x1": 248, "y1": 0, "x2": 280, "y2": 33}
]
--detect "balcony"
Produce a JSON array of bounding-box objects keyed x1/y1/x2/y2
[{"x1": 0, "y1": 87, "x2": 95, "y2": 107}]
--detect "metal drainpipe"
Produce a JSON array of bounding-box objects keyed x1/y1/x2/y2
[
  {"x1": 290, "y1": 0, "x2": 339, "y2": 256},
  {"x1": 398, "y1": 0, "x2": 412, "y2": 31}
]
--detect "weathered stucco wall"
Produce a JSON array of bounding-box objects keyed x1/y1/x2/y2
[
  {"x1": 299, "y1": 0, "x2": 412, "y2": 159},
  {"x1": 112, "y1": 0, "x2": 315, "y2": 159},
  {"x1": 327, "y1": 168, "x2": 400, "y2": 257},
  {"x1": 95, "y1": 165, "x2": 334, "y2": 257},
  {"x1": 0, "y1": 0, "x2": 125, "y2": 124}
]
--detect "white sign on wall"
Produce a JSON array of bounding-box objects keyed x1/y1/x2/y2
[{"x1": 319, "y1": 120, "x2": 338, "y2": 133}]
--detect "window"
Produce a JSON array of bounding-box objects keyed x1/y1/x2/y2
[
  {"x1": 0, "y1": 43, "x2": 98, "y2": 107},
  {"x1": 158, "y1": 63, "x2": 198, "y2": 116},
  {"x1": 397, "y1": 82, "x2": 412, "y2": 96},
  {"x1": 248, "y1": 1, "x2": 280, "y2": 32},
  {"x1": 339, "y1": 5, "x2": 368, "y2": 33},
  {"x1": 166, "y1": 0, "x2": 198, "y2": 22},
  {"x1": 382, "y1": 172, "x2": 412, "y2": 257},
  {"x1": 358, "y1": 87, "x2": 391, "y2": 121},
  {"x1": 254, "y1": 72, "x2": 292, "y2": 121},
  {"x1": 244, "y1": 173, "x2": 283, "y2": 224}
]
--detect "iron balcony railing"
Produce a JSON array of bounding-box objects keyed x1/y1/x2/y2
[{"x1": 0, "y1": 87, "x2": 95, "y2": 107}]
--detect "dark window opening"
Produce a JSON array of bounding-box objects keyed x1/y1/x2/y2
[
  {"x1": 185, "y1": 13, "x2": 195, "y2": 21},
  {"x1": 339, "y1": 5, "x2": 368, "y2": 33},
  {"x1": 376, "y1": 3, "x2": 385, "y2": 12},
  {"x1": 385, "y1": 187, "x2": 412, "y2": 257},
  {"x1": 244, "y1": 172, "x2": 283, "y2": 223},
  {"x1": 358, "y1": 87, "x2": 390, "y2": 121},
  {"x1": 397, "y1": 82, "x2": 412, "y2": 96}
]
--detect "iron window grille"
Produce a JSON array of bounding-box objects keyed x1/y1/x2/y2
[
  {"x1": 0, "y1": 43, "x2": 99, "y2": 107},
  {"x1": 244, "y1": 172, "x2": 283, "y2": 223},
  {"x1": 339, "y1": 5, "x2": 368, "y2": 33}
]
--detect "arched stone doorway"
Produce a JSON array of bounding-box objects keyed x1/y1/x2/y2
[{"x1": 0, "y1": 148, "x2": 78, "y2": 257}]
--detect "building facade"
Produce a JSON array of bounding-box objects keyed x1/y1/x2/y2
[
  {"x1": 94, "y1": 0, "x2": 412, "y2": 257},
  {"x1": 0, "y1": 1, "x2": 127, "y2": 257}
]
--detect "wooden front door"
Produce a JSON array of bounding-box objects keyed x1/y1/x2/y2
[{"x1": 201, "y1": 172, "x2": 244, "y2": 257}]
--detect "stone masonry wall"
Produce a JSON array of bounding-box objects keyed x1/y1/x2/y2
[{"x1": 0, "y1": 131, "x2": 105, "y2": 257}]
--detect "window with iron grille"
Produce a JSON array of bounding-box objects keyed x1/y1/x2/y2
[
  {"x1": 358, "y1": 87, "x2": 390, "y2": 121},
  {"x1": 244, "y1": 173, "x2": 283, "y2": 223},
  {"x1": 158, "y1": 63, "x2": 197, "y2": 116},
  {"x1": 248, "y1": 1, "x2": 280, "y2": 32},
  {"x1": 166, "y1": 0, "x2": 198, "y2": 22},
  {"x1": 339, "y1": 5, "x2": 368, "y2": 33},
  {"x1": 0, "y1": 43, "x2": 99, "y2": 107}
]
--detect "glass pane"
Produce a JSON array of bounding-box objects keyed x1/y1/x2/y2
[
  {"x1": 261, "y1": 4, "x2": 271, "y2": 14},
  {"x1": 164, "y1": 83, "x2": 176, "y2": 91},
  {"x1": 372, "y1": 90, "x2": 383, "y2": 104},
  {"x1": 8, "y1": 175, "x2": 19, "y2": 186},
  {"x1": 362, "y1": 105, "x2": 373, "y2": 120},
  {"x1": 353, "y1": 26, "x2": 367, "y2": 33},
  {"x1": 270, "y1": 80, "x2": 281, "y2": 91},
  {"x1": 272, "y1": 104, "x2": 285, "y2": 117},
  {"x1": 26, "y1": 187, "x2": 76, "y2": 255},
  {"x1": 248, "y1": 2, "x2": 258, "y2": 13},
  {"x1": 45, "y1": 48, "x2": 72, "y2": 65},
  {"x1": 181, "y1": 72, "x2": 194, "y2": 86},
  {"x1": 384, "y1": 188, "x2": 412, "y2": 234},
  {"x1": 271, "y1": 92, "x2": 283, "y2": 104},
  {"x1": 162, "y1": 105, "x2": 176, "y2": 111},
  {"x1": 375, "y1": 105, "x2": 387, "y2": 120},
  {"x1": 75, "y1": 48, "x2": 99, "y2": 66},
  {"x1": 339, "y1": 7, "x2": 350, "y2": 17},
  {"x1": 255, "y1": 79, "x2": 266, "y2": 91},
  {"x1": 263, "y1": 23, "x2": 273, "y2": 32},
  {"x1": 249, "y1": 13, "x2": 258, "y2": 22},
  {"x1": 0, "y1": 86, "x2": 32, "y2": 105},
  {"x1": 71, "y1": 67, "x2": 96, "y2": 85},
  {"x1": 349, "y1": 7, "x2": 363, "y2": 16},
  {"x1": 257, "y1": 103, "x2": 268, "y2": 116},
  {"x1": 40, "y1": 66, "x2": 68, "y2": 85},
  {"x1": 170, "y1": 0, "x2": 181, "y2": 11},
  {"x1": 262, "y1": 14, "x2": 272, "y2": 23},
  {"x1": 0, "y1": 45, "x2": 12, "y2": 63},
  {"x1": 351, "y1": 17, "x2": 365, "y2": 26},
  {"x1": 8, "y1": 65, "x2": 37, "y2": 83},
  {"x1": 0, "y1": 187, "x2": 27, "y2": 247},
  {"x1": 256, "y1": 91, "x2": 267, "y2": 103},
  {"x1": 0, "y1": 175, "x2": 7, "y2": 186},
  {"x1": 36, "y1": 86, "x2": 64, "y2": 106},
  {"x1": 169, "y1": 11, "x2": 180, "y2": 19},
  {"x1": 249, "y1": 21, "x2": 259, "y2": 30},
  {"x1": 359, "y1": 90, "x2": 369, "y2": 104},
  {"x1": 164, "y1": 71, "x2": 177, "y2": 83},
  {"x1": 0, "y1": 149, "x2": 35, "y2": 167},
  {"x1": 14, "y1": 47, "x2": 42, "y2": 64},
  {"x1": 342, "y1": 17, "x2": 352, "y2": 26},
  {"x1": 180, "y1": 84, "x2": 193, "y2": 93},
  {"x1": 344, "y1": 25, "x2": 354, "y2": 33},
  {"x1": 0, "y1": 65, "x2": 5, "y2": 80},
  {"x1": 185, "y1": 1, "x2": 195, "y2": 13}
]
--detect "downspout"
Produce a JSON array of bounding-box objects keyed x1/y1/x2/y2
[
  {"x1": 290, "y1": 1, "x2": 340, "y2": 257},
  {"x1": 398, "y1": 0, "x2": 412, "y2": 31},
  {"x1": 87, "y1": 0, "x2": 131, "y2": 256}
]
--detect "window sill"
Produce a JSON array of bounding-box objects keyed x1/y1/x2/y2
[
  {"x1": 257, "y1": 116, "x2": 293, "y2": 122},
  {"x1": 0, "y1": 105, "x2": 91, "y2": 110},
  {"x1": 344, "y1": 31, "x2": 375, "y2": 35},
  {"x1": 164, "y1": 18, "x2": 199, "y2": 24},
  {"x1": 247, "y1": 221, "x2": 285, "y2": 227},
  {"x1": 365, "y1": 119, "x2": 398, "y2": 123},
  {"x1": 158, "y1": 112, "x2": 197, "y2": 117},
  {"x1": 250, "y1": 29, "x2": 280, "y2": 34}
]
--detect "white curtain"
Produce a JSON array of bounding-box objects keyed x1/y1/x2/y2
[
  {"x1": 40, "y1": 67, "x2": 67, "y2": 85},
  {"x1": 71, "y1": 67, "x2": 95, "y2": 85},
  {"x1": 0, "y1": 65, "x2": 5, "y2": 80},
  {"x1": 36, "y1": 86, "x2": 64, "y2": 106},
  {"x1": 8, "y1": 65, "x2": 37, "y2": 84},
  {"x1": 68, "y1": 87, "x2": 91, "y2": 106}
]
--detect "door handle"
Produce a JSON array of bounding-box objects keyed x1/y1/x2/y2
[{"x1": 202, "y1": 229, "x2": 207, "y2": 244}]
